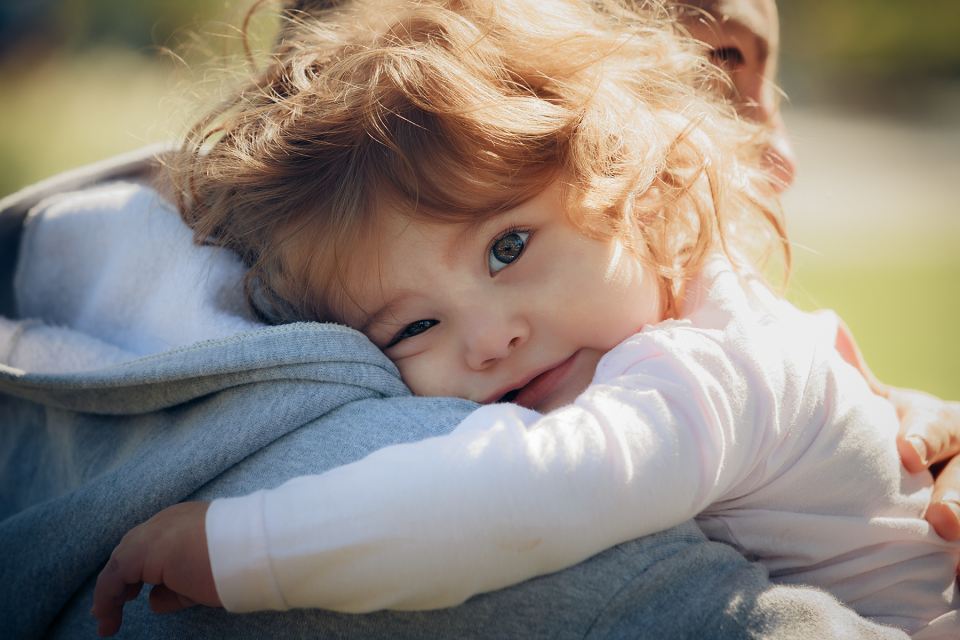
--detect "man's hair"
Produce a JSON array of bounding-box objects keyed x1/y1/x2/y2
[{"x1": 167, "y1": 0, "x2": 787, "y2": 324}]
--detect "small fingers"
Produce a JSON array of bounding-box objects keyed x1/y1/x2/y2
[
  {"x1": 927, "y1": 455, "x2": 960, "y2": 541},
  {"x1": 91, "y1": 557, "x2": 144, "y2": 637},
  {"x1": 126, "y1": 582, "x2": 145, "y2": 602},
  {"x1": 149, "y1": 583, "x2": 199, "y2": 615},
  {"x1": 90, "y1": 557, "x2": 136, "y2": 614},
  {"x1": 92, "y1": 583, "x2": 143, "y2": 637},
  {"x1": 90, "y1": 525, "x2": 155, "y2": 636},
  {"x1": 90, "y1": 502, "x2": 216, "y2": 635},
  {"x1": 95, "y1": 613, "x2": 123, "y2": 638}
]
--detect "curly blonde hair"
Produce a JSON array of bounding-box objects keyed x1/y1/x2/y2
[{"x1": 168, "y1": 0, "x2": 788, "y2": 324}]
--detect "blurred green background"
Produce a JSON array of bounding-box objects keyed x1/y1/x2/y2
[
  {"x1": 0, "y1": 0, "x2": 957, "y2": 398},
  {"x1": 775, "y1": 0, "x2": 960, "y2": 400}
]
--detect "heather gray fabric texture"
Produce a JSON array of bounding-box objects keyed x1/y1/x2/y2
[{"x1": 0, "y1": 158, "x2": 908, "y2": 640}]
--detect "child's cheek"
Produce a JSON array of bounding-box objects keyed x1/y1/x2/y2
[{"x1": 394, "y1": 350, "x2": 467, "y2": 401}]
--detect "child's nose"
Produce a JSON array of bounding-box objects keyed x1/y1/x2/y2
[{"x1": 463, "y1": 311, "x2": 529, "y2": 371}]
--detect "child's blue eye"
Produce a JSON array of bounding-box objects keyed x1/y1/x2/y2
[
  {"x1": 390, "y1": 319, "x2": 439, "y2": 346},
  {"x1": 489, "y1": 232, "x2": 529, "y2": 273}
]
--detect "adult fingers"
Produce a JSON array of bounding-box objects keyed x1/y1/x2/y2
[
  {"x1": 892, "y1": 388, "x2": 960, "y2": 474},
  {"x1": 890, "y1": 388, "x2": 960, "y2": 541},
  {"x1": 926, "y1": 455, "x2": 960, "y2": 542}
]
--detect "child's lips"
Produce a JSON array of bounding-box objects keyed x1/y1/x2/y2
[{"x1": 499, "y1": 351, "x2": 582, "y2": 411}]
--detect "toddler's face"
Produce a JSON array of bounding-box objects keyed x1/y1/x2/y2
[{"x1": 337, "y1": 183, "x2": 663, "y2": 413}]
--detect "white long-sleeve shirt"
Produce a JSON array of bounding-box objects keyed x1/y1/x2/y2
[{"x1": 207, "y1": 261, "x2": 960, "y2": 637}]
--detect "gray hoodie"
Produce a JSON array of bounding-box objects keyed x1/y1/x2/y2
[{"x1": 0, "y1": 147, "x2": 906, "y2": 639}]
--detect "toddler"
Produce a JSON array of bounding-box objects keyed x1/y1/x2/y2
[{"x1": 90, "y1": 0, "x2": 959, "y2": 637}]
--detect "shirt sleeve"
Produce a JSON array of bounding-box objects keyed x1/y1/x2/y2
[{"x1": 206, "y1": 328, "x2": 766, "y2": 613}]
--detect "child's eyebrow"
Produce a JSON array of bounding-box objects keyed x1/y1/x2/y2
[{"x1": 360, "y1": 291, "x2": 418, "y2": 337}]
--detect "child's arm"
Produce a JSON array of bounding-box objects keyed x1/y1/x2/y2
[
  {"x1": 90, "y1": 502, "x2": 220, "y2": 637},
  {"x1": 199, "y1": 337, "x2": 760, "y2": 615},
  {"x1": 94, "y1": 373, "x2": 729, "y2": 630},
  {"x1": 93, "y1": 315, "x2": 960, "y2": 624}
]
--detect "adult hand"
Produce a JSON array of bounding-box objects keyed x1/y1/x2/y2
[
  {"x1": 835, "y1": 317, "x2": 960, "y2": 541},
  {"x1": 891, "y1": 388, "x2": 960, "y2": 541},
  {"x1": 90, "y1": 501, "x2": 221, "y2": 637}
]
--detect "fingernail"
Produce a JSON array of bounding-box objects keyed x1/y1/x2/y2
[
  {"x1": 945, "y1": 501, "x2": 960, "y2": 524},
  {"x1": 907, "y1": 435, "x2": 929, "y2": 467}
]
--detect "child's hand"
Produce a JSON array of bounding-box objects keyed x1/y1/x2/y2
[
  {"x1": 889, "y1": 388, "x2": 960, "y2": 541},
  {"x1": 90, "y1": 501, "x2": 222, "y2": 637}
]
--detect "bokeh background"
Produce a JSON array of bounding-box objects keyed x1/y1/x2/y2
[{"x1": 0, "y1": 0, "x2": 957, "y2": 398}]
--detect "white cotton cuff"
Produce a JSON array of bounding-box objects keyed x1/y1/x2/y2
[{"x1": 206, "y1": 492, "x2": 290, "y2": 612}]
